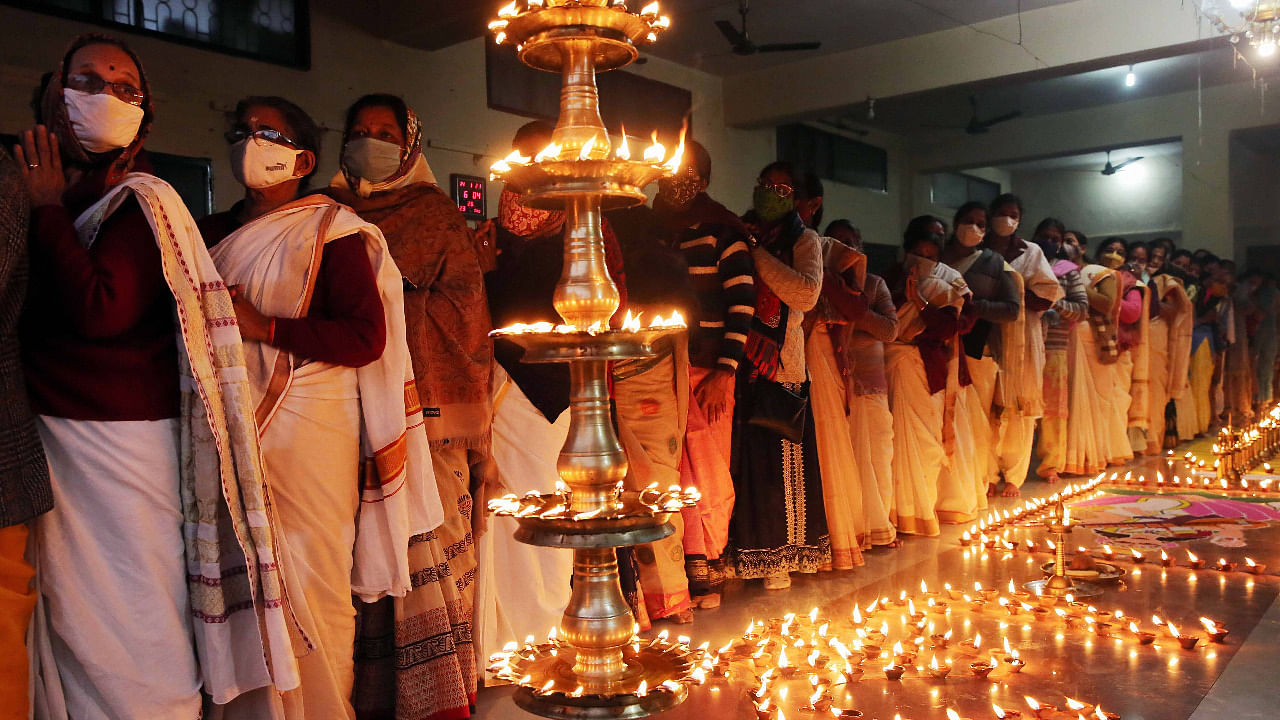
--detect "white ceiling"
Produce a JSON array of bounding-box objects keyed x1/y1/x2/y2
[
  {"x1": 318, "y1": 0, "x2": 1078, "y2": 71},
  {"x1": 832, "y1": 43, "x2": 1280, "y2": 138},
  {"x1": 641, "y1": 0, "x2": 1079, "y2": 76}
]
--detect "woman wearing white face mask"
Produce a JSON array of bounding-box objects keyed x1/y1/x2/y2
[
  {"x1": 17, "y1": 35, "x2": 297, "y2": 719},
  {"x1": 201, "y1": 96, "x2": 443, "y2": 720},
  {"x1": 939, "y1": 202, "x2": 1020, "y2": 523},
  {"x1": 980, "y1": 194, "x2": 1063, "y2": 497},
  {"x1": 1030, "y1": 218, "x2": 1089, "y2": 483},
  {"x1": 325, "y1": 94, "x2": 488, "y2": 720},
  {"x1": 884, "y1": 216, "x2": 971, "y2": 537}
]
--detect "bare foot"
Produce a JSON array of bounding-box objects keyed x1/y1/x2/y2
[
  {"x1": 1042, "y1": 471, "x2": 1061, "y2": 484},
  {"x1": 1001, "y1": 483, "x2": 1021, "y2": 497},
  {"x1": 987, "y1": 483, "x2": 999, "y2": 498}
]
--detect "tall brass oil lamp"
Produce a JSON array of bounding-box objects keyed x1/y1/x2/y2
[
  {"x1": 1024, "y1": 499, "x2": 1101, "y2": 599},
  {"x1": 481, "y1": 2, "x2": 701, "y2": 718}
]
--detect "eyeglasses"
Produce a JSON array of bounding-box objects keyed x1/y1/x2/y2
[
  {"x1": 757, "y1": 180, "x2": 793, "y2": 198},
  {"x1": 224, "y1": 127, "x2": 299, "y2": 148},
  {"x1": 66, "y1": 73, "x2": 145, "y2": 107}
]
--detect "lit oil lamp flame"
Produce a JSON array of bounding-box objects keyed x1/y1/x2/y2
[
  {"x1": 577, "y1": 135, "x2": 598, "y2": 161},
  {"x1": 1095, "y1": 707, "x2": 1107, "y2": 720},
  {"x1": 615, "y1": 125, "x2": 631, "y2": 160},
  {"x1": 534, "y1": 142, "x2": 562, "y2": 163},
  {"x1": 993, "y1": 704, "x2": 1008, "y2": 719},
  {"x1": 1025, "y1": 696, "x2": 1042, "y2": 711},
  {"x1": 663, "y1": 122, "x2": 687, "y2": 173},
  {"x1": 497, "y1": 2, "x2": 518, "y2": 18},
  {"x1": 1200, "y1": 617, "x2": 1219, "y2": 633},
  {"x1": 946, "y1": 710, "x2": 962, "y2": 720},
  {"x1": 1167, "y1": 622, "x2": 1181, "y2": 638},
  {"x1": 1160, "y1": 549, "x2": 1170, "y2": 563},
  {"x1": 641, "y1": 1, "x2": 661, "y2": 16},
  {"x1": 1066, "y1": 697, "x2": 1086, "y2": 711},
  {"x1": 643, "y1": 130, "x2": 666, "y2": 163},
  {"x1": 1187, "y1": 550, "x2": 1200, "y2": 563},
  {"x1": 636, "y1": 680, "x2": 648, "y2": 697},
  {"x1": 1246, "y1": 557, "x2": 1258, "y2": 568}
]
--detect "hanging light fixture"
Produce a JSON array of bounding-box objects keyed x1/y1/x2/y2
[
  {"x1": 1124, "y1": 65, "x2": 1137, "y2": 87},
  {"x1": 1209, "y1": 1, "x2": 1280, "y2": 60}
]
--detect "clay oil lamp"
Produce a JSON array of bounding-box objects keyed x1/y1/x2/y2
[
  {"x1": 970, "y1": 654, "x2": 997, "y2": 679},
  {"x1": 1024, "y1": 696, "x2": 1055, "y2": 718},
  {"x1": 752, "y1": 696, "x2": 775, "y2": 720},
  {"x1": 1129, "y1": 621, "x2": 1155, "y2": 645},
  {"x1": 1186, "y1": 550, "x2": 1205, "y2": 570},
  {"x1": 1099, "y1": 545, "x2": 1116, "y2": 563},
  {"x1": 1003, "y1": 648, "x2": 1025, "y2": 673},
  {"x1": 840, "y1": 659, "x2": 864, "y2": 684},
  {"x1": 992, "y1": 703, "x2": 1023, "y2": 719},
  {"x1": 1200, "y1": 617, "x2": 1230, "y2": 643},
  {"x1": 960, "y1": 530, "x2": 973, "y2": 546},
  {"x1": 800, "y1": 679, "x2": 831, "y2": 713},
  {"x1": 1245, "y1": 557, "x2": 1267, "y2": 574},
  {"x1": 1167, "y1": 622, "x2": 1200, "y2": 650},
  {"x1": 1214, "y1": 557, "x2": 1236, "y2": 572},
  {"x1": 927, "y1": 655, "x2": 952, "y2": 680},
  {"x1": 1160, "y1": 549, "x2": 1175, "y2": 567},
  {"x1": 930, "y1": 629, "x2": 953, "y2": 649},
  {"x1": 833, "y1": 710, "x2": 863, "y2": 719},
  {"x1": 882, "y1": 662, "x2": 905, "y2": 681},
  {"x1": 1130, "y1": 548, "x2": 1146, "y2": 564},
  {"x1": 976, "y1": 581, "x2": 1000, "y2": 602},
  {"x1": 958, "y1": 632, "x2": 982, "y2": 654},
  {"x1": 944, "y1": 709, "x2": 972, "y2": 720}
]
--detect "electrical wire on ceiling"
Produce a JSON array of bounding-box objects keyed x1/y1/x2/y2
[{"x1": 899, "y1": 0, "x2": 1049, "y2": 68}]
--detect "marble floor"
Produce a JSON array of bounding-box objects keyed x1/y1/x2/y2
[{"x1": 474, "y1": 453, "x2": 1280, "y2": 720}]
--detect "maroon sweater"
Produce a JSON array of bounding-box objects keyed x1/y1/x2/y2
[
  {"x1": 22, "y1": 168, "x2": 181, "y2": 421},
  {"x1": 199, "y1": 206, "x2": 385, "y2": 368}
]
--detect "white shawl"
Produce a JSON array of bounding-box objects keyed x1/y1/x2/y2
[
  {"x1": 74, "y1": 173, "x2": 300, "y2": 700},
  {"x1": 209, "y1": 195, "x2": 443, "y2": 601}
]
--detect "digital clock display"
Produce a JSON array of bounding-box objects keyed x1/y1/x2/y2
[{"x1": 451, "y1": 174, "x2": 487, "y2": 219}]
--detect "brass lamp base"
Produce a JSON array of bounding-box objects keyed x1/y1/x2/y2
[
  {"x1": 508, "y1": 643, "x2": 693, "y2": 720},
  {"x1": 1023, "y1": 578, "x2": 1103, "y2": 599}
]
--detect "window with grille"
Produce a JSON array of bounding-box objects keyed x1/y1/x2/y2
[{"x1": 5, "y1": 0, "x2": 309, "y2": 68}]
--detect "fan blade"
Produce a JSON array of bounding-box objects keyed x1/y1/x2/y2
[
  {"x1": 976, "y1": 110, "x2": 1023, "y2": 128},
  {"x1": 715, "y1": 19, "x2": 748, "y2": 47},
  {"x1": 756, "y1": 41, "x2": 823, "y2": 53},
  {"x1": 1111, "y1": 156, "x2": 1145, "y2": 171}
]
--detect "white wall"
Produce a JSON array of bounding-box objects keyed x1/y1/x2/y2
[
  {"x1": 0, "y1": 5, "x2": 775, "y2": 219},
  {"x1": 908, "y1": 78, "x2": 1280, "y2": 259},
  {"x1": 1009, "y1": 154, "x2": 1183, "y2": 241}
]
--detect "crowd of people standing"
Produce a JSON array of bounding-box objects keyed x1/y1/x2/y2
[{"x1": 0, "y1": 33, "x2": 1274, "y2": 720}]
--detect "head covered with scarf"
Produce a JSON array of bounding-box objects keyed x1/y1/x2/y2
[
  {"x1": 39, "y1": 33, "x2": 154, "y2": 187},
  {"x1": 334, "y1": 93, "x2": 437, "y2": 198}
]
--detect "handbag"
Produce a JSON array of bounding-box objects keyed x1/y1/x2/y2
[{"x1": 747, "y1": 379, "x2": 810, "y2": 444}]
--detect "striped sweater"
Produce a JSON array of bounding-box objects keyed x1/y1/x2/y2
[{"x1": 654, "y1": 193, "x2": 756, "y2": 371}]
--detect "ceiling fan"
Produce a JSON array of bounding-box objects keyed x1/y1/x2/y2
[
  {"x1": 1101, "y1": 150, "x2": 1144, "y2": 175},
  {"x1": 924, "y1": 95, "x2": 1023, "y2": 135},
  {"x1": 715, "y1": 0, "x2": 822, "y2": 56}
]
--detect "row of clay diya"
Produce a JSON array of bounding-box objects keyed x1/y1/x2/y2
[
  {"x1": 738, "y1": 584, "x2": 1230, "y2": 719},
  {"x1": 958, "y1": 479, "x2": 1105, "y2": 546},
  {"x1": 972, "y1": 534, "x2": 1269, "y2": 576}
]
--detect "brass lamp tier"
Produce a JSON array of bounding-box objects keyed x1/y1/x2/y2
[
  {"x1": 491, "y1": 489, "x2": 695, "y2": 548},
  {"x1": 495, "y1": 640, "x2": 694, "y2": 719},
  {"x1": 497, "y1": 160, "x2": 670, "y2": 211},
  {"x1": 503, "y1": 4, "x2": 659, "y2": 73},
  {"x1": 491, "y1": 327, "x2": 684, "y2": 363}
]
